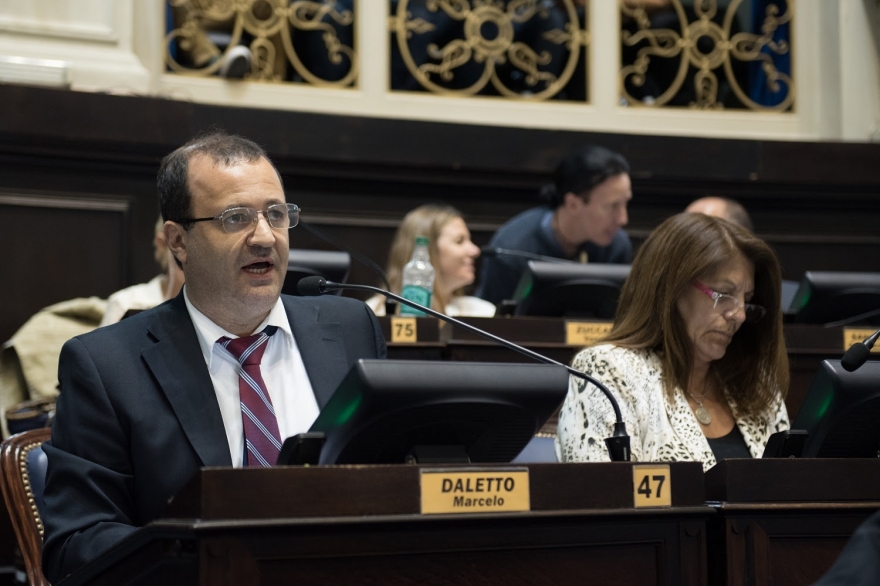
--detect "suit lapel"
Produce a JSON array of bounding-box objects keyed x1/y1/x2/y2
[
  {"x1": 141, "y1": 295, "x2": 232, "y2": 467},
  {"x1": 283, "y1": 296, "x2": 347, "y2": 409}
]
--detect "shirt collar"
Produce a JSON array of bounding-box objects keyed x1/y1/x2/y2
[{"x1": 183, "y1": 286, "x2": 292, "y2": 369}]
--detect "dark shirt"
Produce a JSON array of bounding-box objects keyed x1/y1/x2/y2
[
  {"x1": 707, "y1": 425, "x2": 751, "y2": 462},
  {"x1": 475, "y1": 207, "x2": 632, "y2": 304}
]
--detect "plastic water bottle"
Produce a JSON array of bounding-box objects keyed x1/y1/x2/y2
[{"x1": 400, "y1": 236, "x2": 435, "y2": 316}]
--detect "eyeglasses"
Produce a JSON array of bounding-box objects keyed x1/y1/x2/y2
[
  {"x1": 693, "y1": 281, "x2": 766, "y2": 323},
  {"x1": 178, "y1": 203, "x2": 300, "y2": 233}
]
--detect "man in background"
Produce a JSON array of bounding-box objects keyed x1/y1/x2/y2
[
  {"x1": 685, "y1": 196, "x2": 753, "y2": 231},
  {"x1": 476, "y1": 144, "x2": 633, "y2": 305},
  {"x1": 100, "y1": 217, "x2": 185, "y2": 326}
]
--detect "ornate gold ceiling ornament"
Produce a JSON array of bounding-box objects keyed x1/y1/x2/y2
[
  {"x1": 165, "y1": 0, "x2": 357, "y2": 87},
  {"x1": 619, "y1": 0, "x2": 794, "y2": 111},
  {"x1": 390, "y1": 0, "x2": 590, "y2": 100}
]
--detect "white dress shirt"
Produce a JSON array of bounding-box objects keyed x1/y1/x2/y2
[{"x1": 184, "y1": 288, "x2": 320, "y2": 467}]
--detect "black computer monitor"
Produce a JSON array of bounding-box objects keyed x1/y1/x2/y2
[
  {"x1": 790, "y1": 359, "x2": 880, "y2": 458},
  {"x1": 286, "y1": 359, "x2": 569, "y2": 465},
  {"x1": 281, "y1": 249, "x2": 351, "y2": 296},
  {"x1": 790, "y1": 271, "x2": 880, "y2": 325},
  {"x1": 512, "y1": 261, "x2": 631, "y2": 318}
]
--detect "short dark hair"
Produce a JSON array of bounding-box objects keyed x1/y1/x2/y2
[
  {"x1": 157, "y1": 131, "x2": 280, "y2": 228},
  {"x1": 540, "y1": 145, "x2": 631, "y2": 208}
]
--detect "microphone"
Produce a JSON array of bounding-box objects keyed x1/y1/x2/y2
[
  {"x1": 298, "y1": 276, "x2": 631, "y2": 461},
  {"x1": 841, "y1": 328, "x2": 880, "y2": 372},
  {"x1": 480, "y1": 246, "x2": 576, "y2": 265}
]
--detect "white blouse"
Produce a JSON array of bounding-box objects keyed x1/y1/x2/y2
[{"x1": 555, "y1": 344, "x2": 789, "y2": 471}]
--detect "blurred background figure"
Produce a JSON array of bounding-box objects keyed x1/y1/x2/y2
[
  {"x1": 686, "y1": 196, "x2": 754, "y2": 231},
  {"x1": 367, "y1": 204, "x2": 495, "y2": 317},
  {"x1": 100, "y1": 218, "x2": 185, "y2": 326},
  {"x1": 476, "y1": 144, "x2": 633, "y2": 305},
  {"x1": 556, "y1": 213, "x2": 789, "y2": 470}
]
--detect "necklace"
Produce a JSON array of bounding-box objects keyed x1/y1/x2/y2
[{"x1": 687, "y1": 384, "x2": 712, "y2": 426}]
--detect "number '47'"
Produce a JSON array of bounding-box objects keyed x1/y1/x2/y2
[{"x1": 637, "y1": 475, "x2": 666, "y2": 499}]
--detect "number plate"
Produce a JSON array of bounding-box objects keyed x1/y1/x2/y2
[
  {"x1": 390, "y1": 317, "x2": 417, "y2": 343},
  {"x1": 633, "y1": 464, "x2": 671, "y2": 508}
]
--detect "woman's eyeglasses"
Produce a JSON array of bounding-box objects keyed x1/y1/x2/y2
[{"x1": 693, "y1": 281, "x2": 766, "y2": 323}]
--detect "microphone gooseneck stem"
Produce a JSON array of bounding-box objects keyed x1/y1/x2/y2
[{"x1": 314, "y1": 278, "x2": 630, "y2": 461}]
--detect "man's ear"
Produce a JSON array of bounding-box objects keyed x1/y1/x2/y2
[
  {"x1": 562, "y1": 191, "x2": 582, "y2": 210},
  {"x1": 163, "y1": 221, "x2": 188, "y2": 268}
]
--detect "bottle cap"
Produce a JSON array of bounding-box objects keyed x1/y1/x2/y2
[{"x1": 415, "y1": 236, "x2": 429, "y2": 247}]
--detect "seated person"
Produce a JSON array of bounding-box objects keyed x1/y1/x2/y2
[
  {"x1": 556, "y1": 212, "x2": 789, "y2": 471},
  {"x1": 685, "y1": 196, "x2": 753, "y2": 231},
  {"x1": 41, "y1": 132, "x2": 386, "y2": 582},
  {"x1": 99, "y1": 218, "x2": 185, "y2": 326},
  {"x1": 476, "y1": 144, "x2": 633, "y2": 304},
  {"x1": 367, "y1": 204, "x2": 495, "y2": 317}
]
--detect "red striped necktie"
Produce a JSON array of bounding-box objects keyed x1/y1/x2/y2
[{"x1": 218, "y1": 326, "x2": 281, "y2": 467}]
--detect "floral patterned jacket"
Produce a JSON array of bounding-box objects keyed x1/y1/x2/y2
[{"x1": 554, "y1": 344, "x2": 790, "y2": 472}]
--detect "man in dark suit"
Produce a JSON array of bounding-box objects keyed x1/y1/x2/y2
[{"x1": 41, "y1": 132, "x2": 386, "y2": 583}]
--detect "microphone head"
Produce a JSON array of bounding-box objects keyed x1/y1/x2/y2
[
  {"x1": 297, "y1": 276, "x2": 327, "y2": 297},
  {"x1": 479, "y1": 246, "x2": 499, "y2": 257},
  {"x1": 841, "y1": 343, "x2": 870, "y2": 372}
]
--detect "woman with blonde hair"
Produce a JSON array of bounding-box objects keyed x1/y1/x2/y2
[
  {"x1": 556, "y1": 212, "x2": 789, "y2": 470},
  {"x1": 367, "y1": 205, "x2": 495, "y2": 317}
]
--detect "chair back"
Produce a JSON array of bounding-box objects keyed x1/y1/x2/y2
[{"x1": 0, "y1": 427, "x2": 51, "y2": 586}]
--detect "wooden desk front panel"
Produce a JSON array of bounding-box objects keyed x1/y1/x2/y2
[
  {"x1": 709, "y1": 505, "x2": 879, "y2": 586},
  {"x1": 196, "y1": 511, "x2": 710, "y2": 586},
  {"x1": 77, "y1": 509, "x2": 711, "y2": 586}
]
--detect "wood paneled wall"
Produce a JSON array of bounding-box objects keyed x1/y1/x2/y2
[{"x1": 1, "y1": 84, "x2": 879, "y2": 342}]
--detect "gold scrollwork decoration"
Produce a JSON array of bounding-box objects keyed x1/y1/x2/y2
[
  {"x1": 619, "y1": 0, "x2": 794, "y2": 111},
  {"x1": 390, "y1": 0, "x2": 590, "y2": 101},
  {"x1": 164, "y1": 0, "x2": 357, "y2": 87}
]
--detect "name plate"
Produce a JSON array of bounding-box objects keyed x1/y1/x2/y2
[
  {"x1": 565, "y1": 321, "x2": 613, "y2": 346},
  {"x1": 390, "y1": 317, "x2": 417, "y2": 343},
  {"x1": 843, "y1": 328, "x2": 879, "y2": 353},
  {"x1": 420, "y1": 468, "x2": 530, "y2": 514},
  {"x1": 633, "y1": 464, "x2": 671, "y2": 508}
]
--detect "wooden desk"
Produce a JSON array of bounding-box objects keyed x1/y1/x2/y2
[
  {"x1": 59, "y1": 462, "x2": 711, "y2": 586},
  {"x1": 380, "y1": 317, "x2": 853, "y2": 419},
  {"x1": 705, "y1": 459, "x2": 880, "y2": 586}
]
